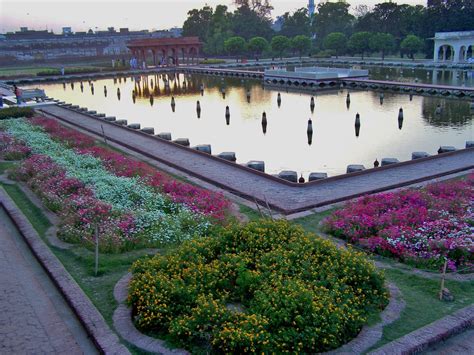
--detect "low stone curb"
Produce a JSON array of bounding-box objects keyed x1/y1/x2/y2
[
  {"x1": 0, "y1": 188, "x2": 130, "y2": 355},
  {"x1": 113, "y1": 273, "x2": 189, "y2": 355},
  {"x1": 369, "y1": 304, "x2": 474, "y2": 355},
  {"x1": 327, "y1": 283, "x2": 405, "y2": 354}
]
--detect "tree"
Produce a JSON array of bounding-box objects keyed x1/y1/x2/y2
[
  {"x1": 224, "y1": 36, "x2": 247, "y2": 60},
  {"x1": 348, "y1": 31, "x2": 373, "y2": 59},
  {"x1": 400, "y1": 35, "x2": 424, "y2": 60},
  {"x1": 204, "y1": 29, "x2": 233, "y2": 55},
  {"x1": 271, "y1": 35, "x2": 290, "y2": 59},
  {"x1": 291, "y1": 35, "x2": 312, "y2": 58},
  {"x1": 369, "y1": 32, "x2": 395, "y2": 60},
  {"x1": 204, "y1": 5, "x2": 233, "y2": 55},
  {"x1": 323, "y1": 32, "x2": 347, "y2": 58},
  {"x1": 182, "y1": 6, "x2": 214, "y2": 42},
  {"x1": 279, "y1": 8, "x2": 311, "y2": 38},
  {"x1": 248, "y1": 37, "x2": 269, "y2": 57},
  {"x1": 234, "y1": 0, "x2": 273, "y2": 19},
  {"x1": 312, "y1": 2, "x2": 355, "y2": 43},
  {"x1": 231, "y1": 5, "x2": 274, "y2": 39}
]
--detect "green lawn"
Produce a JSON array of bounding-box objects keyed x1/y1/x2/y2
[
  {"x1": 0, "y1": 67, "x2": 55, "y2": 78},
  {"x1": 369, "y1": 268, "x2": 474, "y2": 351}
]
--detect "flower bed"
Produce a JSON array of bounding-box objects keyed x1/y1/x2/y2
[
  {"x1": 129, "y1": 220, "x2": 388, "y2": 353},
  {"x1": 29, "y1": 117, "x2": 230, "y2": 221},
  {"x1": 1, "y1": 118, "x2": 218, "y2": 251},
  {"x1": 0, "y1": 132, "x2": 31, "y2": 160},
  {"x1": 323, "y1": 177, "x2": 474, "y2": 271}
]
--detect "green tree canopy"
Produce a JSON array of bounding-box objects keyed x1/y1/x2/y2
[
  {"x1": 182, "y1": 6, "x2": 214, "y2": 42},
  {"x1": 248, "y1": 37, "x2": 269, "y2": 56},
  {"x1": 224, "y1": 36, "x2": 247, "y2": 58},
  {"x1": 400, "y1": 34, "x2": 424, "y2": 60},
  {"x1": 313, "y1": 2, "x2": 355, "y2": 43},
  {"x1": 369, "y1": 32, "x2": 395, "y2": 60},
  {"x1": 348, "y1": 31, "x2": 373, "y2": 59},
  {"x1": 230, "y1": 5, "x2": 274, "y2": 39},
  {"x1": 323, "y1": 32, "x2": 347, "y2": 58},
  {"x1": 271, "y1": 35, "x2": 290, "y2": 59},
  {"x1": 233, "y1": 0, "x2": 273, "y2": 19},
  {"x1": 291, "y1": 35, "x2": 312, "y2": 58},
  {"x1": 279, "y1": 8, "x2": 311, "y2": 37}
]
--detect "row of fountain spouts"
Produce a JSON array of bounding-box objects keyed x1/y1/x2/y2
[{"x1": 71, "y1": 80, "x2": 446, "y2": 120}]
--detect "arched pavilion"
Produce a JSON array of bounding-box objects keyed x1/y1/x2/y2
[
  {"x1": 127, "y1": 37, "x2": 202, "y2": 66},
  {"x1": 433, "y1": 31, "x2": 474, "y2": 63}
]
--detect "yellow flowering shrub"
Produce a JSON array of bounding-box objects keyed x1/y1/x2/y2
[{"x1": 128, "y1": 220, "x2": 388, "y2": 352}]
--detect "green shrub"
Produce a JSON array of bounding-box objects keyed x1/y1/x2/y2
[
  {"x1": 312, "y1": 50, "x2": 334, "y2": 58},
  {"x1": 36, "y1": 67, "x2": 102, "y2": 76},
  {"x1": 199, "y1": 59, "x2": 227, "y2": 65},
  {"x1": 0, "y1": 107, "x2": 35, "y2": 120},
  {"x1": 129, "y1": 219, "x2": 388, "y2": 353}
]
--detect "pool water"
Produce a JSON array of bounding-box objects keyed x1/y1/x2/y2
[{"x1": 32, "y1": 73, "x2": 474, "y2": 178}]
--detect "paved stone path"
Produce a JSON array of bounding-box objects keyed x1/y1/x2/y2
[
  {"x1": 0, "y1": 206, "x2": 97, "y2": 354},
  {"x1": 423, "y1": 327, "x2": 474, "y2": 354},
  {"x1": 40, "y1": 106, "x2": 474, "y2": 214}
]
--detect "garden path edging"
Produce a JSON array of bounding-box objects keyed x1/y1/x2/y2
[
  {"x1": 113, "y1": 274, "x2": 404, "y2": 355},
  {"x1": 0, "y1": 187, "x2": 130, "y2": 355},
  {"x1": 113, "y1": 273, "x2": 189, "y2": 355},
  {"x1": 369, "y1": 304, "x2": 474, "y2": 355},
  {"x1": 326, "y1": 283, "x2": 405, "y2": 354}
]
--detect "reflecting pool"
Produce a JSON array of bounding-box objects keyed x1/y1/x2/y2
[{"x1": 31, "y1": 73, "x2": 474, "y2": 178}]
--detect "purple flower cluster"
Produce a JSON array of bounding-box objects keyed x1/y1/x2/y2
[
  {"x1": 323, "y1": 176, "x2": 474, "y2": 271},
  {"x1": 0, "y1": 132, "x2": 31, "y2": 160}
]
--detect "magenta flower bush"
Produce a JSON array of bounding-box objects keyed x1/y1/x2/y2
[
  {"x1": 30, "y1": 117, "x2": 231, "y2": 222},
  {"x1": 13, "y1": 154, "x2": 137, "y2": 252},
  {"x1": 323, "y1": 176, "x2": 474, "y2": 271},
  {"x1": 0, "y1": 132, "x2": 31, "y2": 160}
]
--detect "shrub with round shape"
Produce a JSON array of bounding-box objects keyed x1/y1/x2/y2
[{"x1": 128, "y1": 220, "x2": 388, "y2": 353}]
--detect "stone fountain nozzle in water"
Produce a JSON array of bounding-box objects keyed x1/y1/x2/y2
[
  {"x1": 196, "y1": 101, "x2": 201, "y2": 118},
  {"x1": 310, "y1": 96, "x2": 315, "y2": 112},
  {"x1": 225, "y1": 106, "x2": 230, "y2": 125},
  {"x1": 261, "y1": 111, "x2": 267, "y2": 134},
  {"x1": 398, "y1": 108, "x2": 404, "y2": 130}
]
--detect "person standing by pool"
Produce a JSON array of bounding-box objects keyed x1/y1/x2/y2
[{"x1": 13, "y1": 85, "x2": 22, "y2": 105}]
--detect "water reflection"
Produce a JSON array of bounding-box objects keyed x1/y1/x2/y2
[
  {"x1": 30, "y1": 74, "x2": 473, "y2": 177},
  {"x1": 422, "y1": 97, "x2": 473, "y2": 127}
]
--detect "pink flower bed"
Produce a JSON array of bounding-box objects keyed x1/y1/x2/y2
[
  {"x1": 323, "y1": 176, "x2": 474, "y2": 271},
  {"x1": 13, "y1": 154, "x2": 137, "y2": 252},
  {"x1": 0, "y1": 132, "x2": 31, "y2": 160},
  {"x1": 30, "y1": 117, "x2": 231, "y2": 222}
]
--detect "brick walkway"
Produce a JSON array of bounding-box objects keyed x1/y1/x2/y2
[
  {"x1": 40, "y1": 106, "x2": 474, "y2": 214},
  {"x1": 0, "y1": 206, "x2": 97, "y2": 354}
]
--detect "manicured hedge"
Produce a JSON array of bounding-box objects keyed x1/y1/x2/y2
[
  {"x1": 199, "y1": 59, "x2": 227, "y2": 65},
  {"x1": 36, "y1": 66, "x2": 128, "y2": 76},
  {"x1": 0, "y1": 107, "x2": 35, "y2": 120},
  {"x1": 129, "y1": 219, "x2": 388, "y2": 353}
]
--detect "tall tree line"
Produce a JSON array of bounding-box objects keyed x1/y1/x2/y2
[{"x1": 182, "y1": 0, "x2": 474, "y2": 58}]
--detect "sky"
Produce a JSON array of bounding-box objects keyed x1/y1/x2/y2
[{"x1": 0, "y1": 0, "x2": 426, "y2": 33}]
